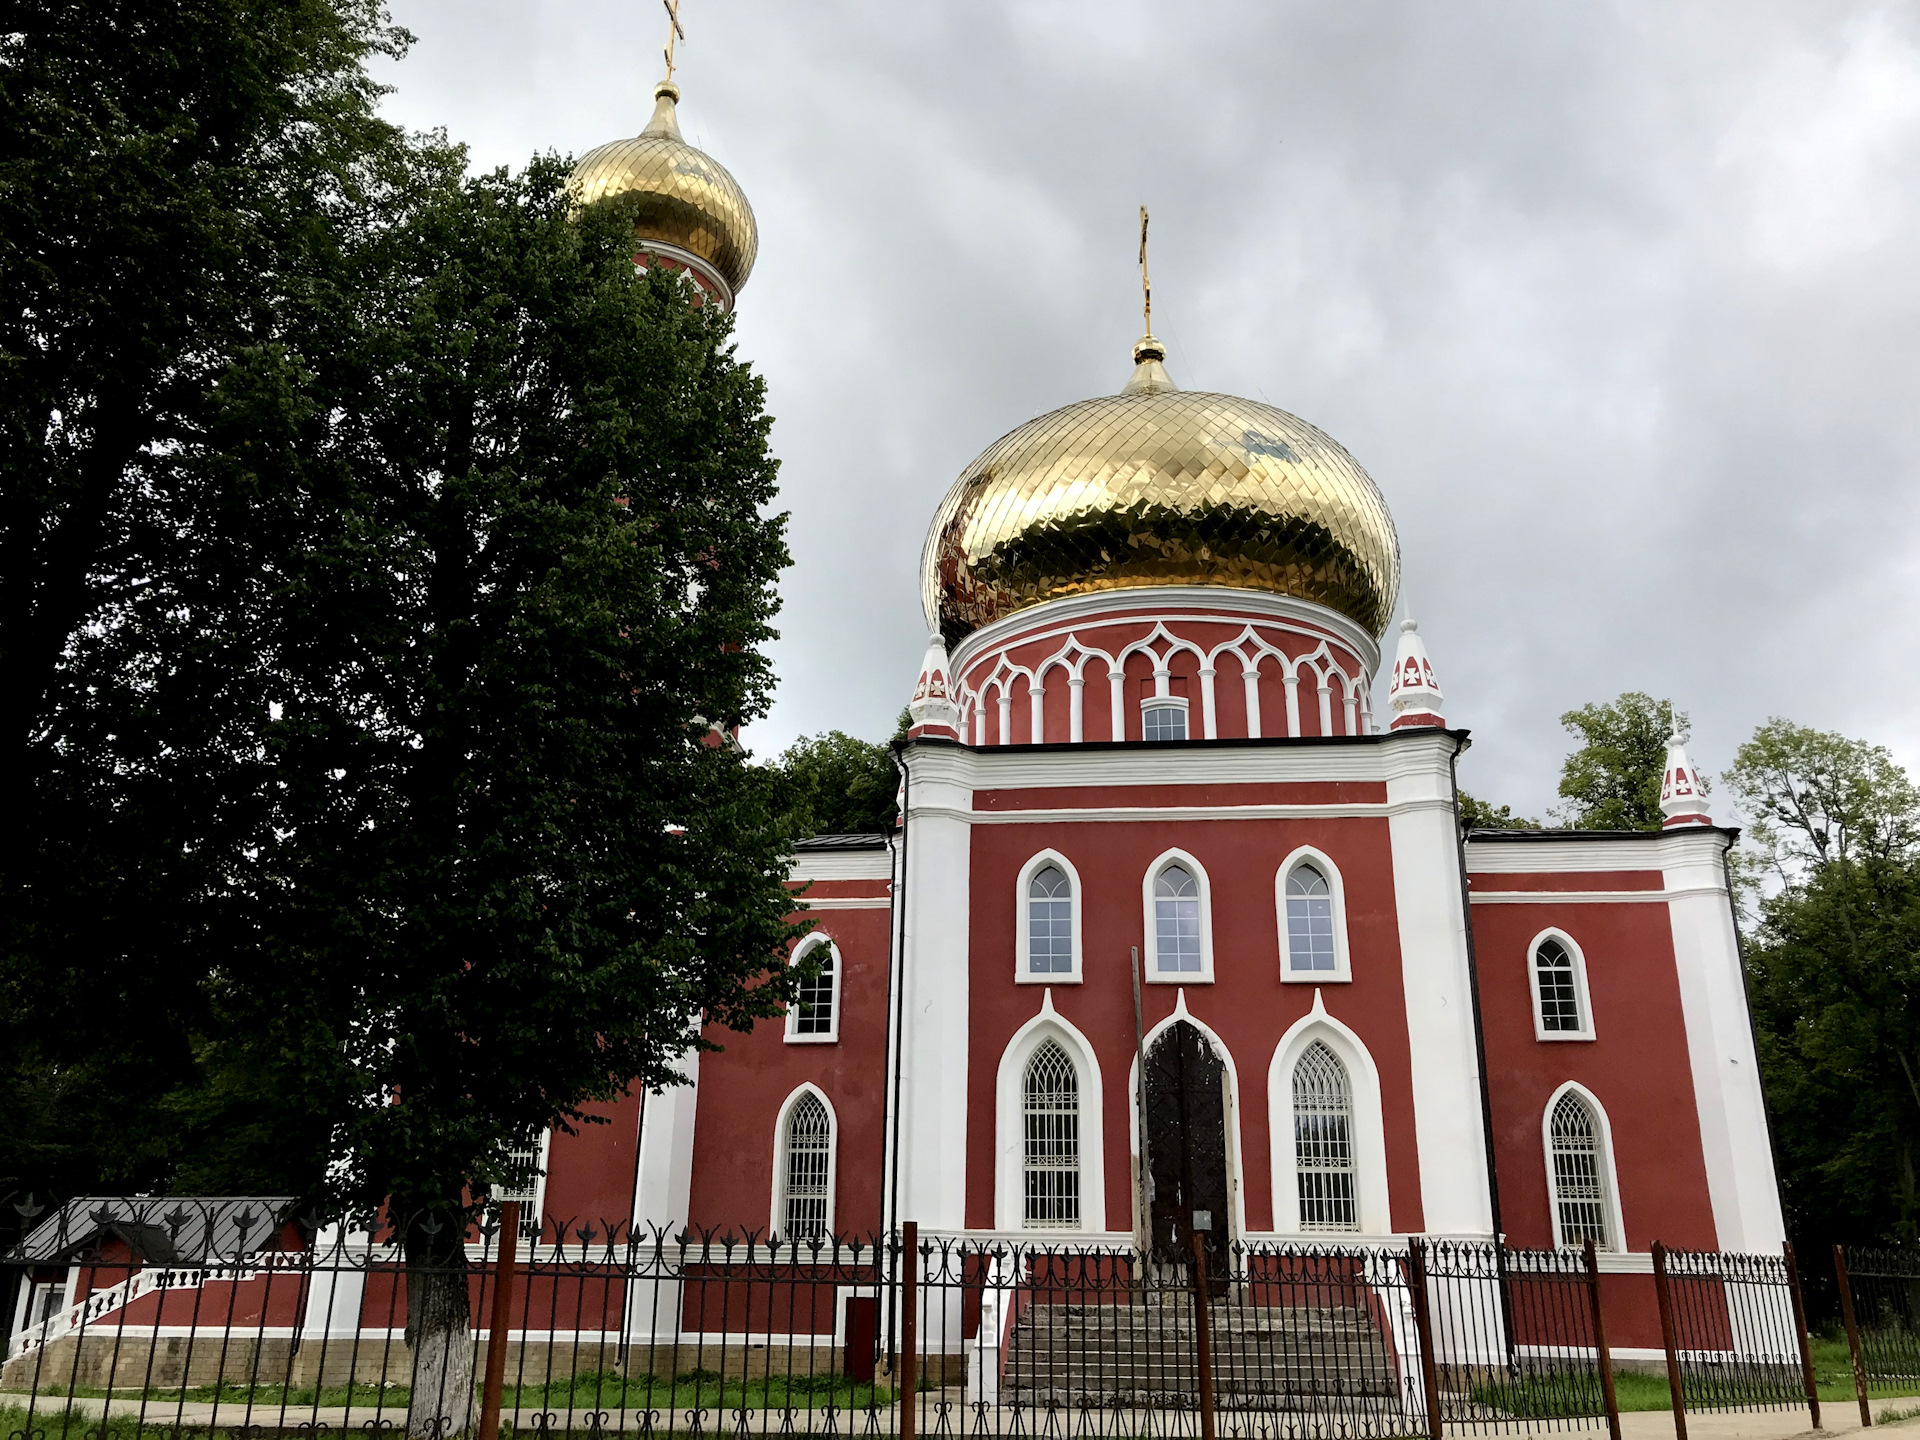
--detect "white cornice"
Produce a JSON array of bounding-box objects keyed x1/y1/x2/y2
[
  {"x1": 1464, "y1": 829, "x2": 1732, "y2": 874},
  {"x1": 792, "y1": 895, "x2": 893, "y2": 910},
  {"x1": 900, "y1": 735, "x2": 1453, "y2": 791},
  {"x1": 908, "y1": 799, "x2": 1456, "y2": 826},
  {"x1": 788, "y1": 852, "x2": 893, "y2": 882},
  {"x1": 949, "y1": 586, "x2": 1383, "y2": 677},
  {"x1": 1467, "y1": 885, "x2": 1727, "y2": 904}
]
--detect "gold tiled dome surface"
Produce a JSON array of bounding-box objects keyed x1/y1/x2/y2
[
  {"x1": 570, "y1": 87, "x2": 757, "y2": 295},
  {"x1": 922, "y1": 365, "x2": 1400, "y2": 645}
]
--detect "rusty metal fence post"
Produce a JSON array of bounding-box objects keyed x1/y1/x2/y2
[
  {"x1": 1835, "y1": 1244, "x2": 1873, "y2": 1427},
  {"x1": 1191, "y1": 1233, "x2": 1218, "y2": 1440},
  {"x1": 476, "y1": 1200, "x2": 521, "y2": 1440},
  {"x1": 1405, "y1": 1238, "x2": 1444, "y2": 1440},
  {"x1": 1653, "y1": 1242, "x2": 1688, "y2": 1440},
  {"x1": 1782, "y1": 1241, "x2": 1820, "y2": 1431},
  {"x1": 1582, "y1": 1239, "x2": 1621, "y2": 1440},
  {"x1": 900, "y1": 1220, "x2": 919, "y2": 1440}
]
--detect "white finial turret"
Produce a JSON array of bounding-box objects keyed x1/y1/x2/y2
[
  {"x1": 908, "y1": 631, "x2": 960, "y2": 740},
  {"x1": 1660, "y1": 731, "x2": 1712, "y2": 828},
  {"x1": 1387, "y1": 616, "x2": 1446, "y2": 730}
]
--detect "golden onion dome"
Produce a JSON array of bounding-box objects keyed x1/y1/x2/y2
[
  {"x1": 922, "y1": 337, "x2": 1401, "y2": 646},
  {"x1": 570, "y1": 81, "x2": 758, "y2": 302}
]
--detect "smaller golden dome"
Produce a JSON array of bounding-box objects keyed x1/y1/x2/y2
[{"x1": 571, "y1": 82, "x2": 758, "y2": 301}]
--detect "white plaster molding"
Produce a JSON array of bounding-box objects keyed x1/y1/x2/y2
[
  {"x1": 789, "y1": 851, "x2": 894, "y2": 882},
  {"x1": 900, "y1": 732, "x2": 1445, "y2": 791},
  {"x1": 1541, "y1": 1082, "x2": 1626, "y2": 1252},
  {"x1": 795, "y1": 896, "x2": 893, "y2": 910},
  {"x1": 994, "y1": 991, "x2": 1107, "y2": 1233},
  {"x1": 1464, "y1": 830, "x2": 1732, "y2": 875},
  {"x1": 1276, "y1": 846, "x2": 1354, "y2": 983},
  {"x1": 1468, "y1": 888, "x2": 1727, "y2": 904},
  {"x1": 1267, "y1": 991, "x2": 1392, "y2": 1234}
]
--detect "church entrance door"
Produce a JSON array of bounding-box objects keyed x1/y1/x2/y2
[{"x1": 1143, "y1": 1019, "x2": 1230, "y2": 1279}]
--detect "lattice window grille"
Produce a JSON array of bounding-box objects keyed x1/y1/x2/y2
[
  {"x1": 1155, "y1": 865, "x2": 1203, "y2": 973},
  {"x1": 1144, "y1": 704, "x2": 1187, "y2": 741},
  {"x1": 1551, "y1": 1092, "x2": 1610, "y2": 1249},
  {"x1": 782, "y1": 1093, "x2": 832, "y2": 1239},
  {"x1": 1023, "y1": 1040, "x2": 1080, "y2": 1228},
  {"x1": 1535, "y1": 939, "x2": 1582, "y2": 1032},
  {"x1": 1285, "y1": 863, "x2": 1337, "y2": 973},
  {"x1": 793, "y1": 944, "x2": 835, "y2": 1035},
  {"x1": 1293, "y1": 1041, "x2": 1358, "y2": 1232},
  {"x1": 1028, "y1": 866, "x2": 1073, "y2": 975}
]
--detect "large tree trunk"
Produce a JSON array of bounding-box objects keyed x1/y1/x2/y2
[{"x1": 404, "y1": 1221, "x2": 476, "y2": 1438}]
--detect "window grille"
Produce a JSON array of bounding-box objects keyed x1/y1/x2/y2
[
  {"x1": 1293, "y1": 1042, "x2": 1358, "y2": 1231},
  {"x1": 793, "y1": 943, "x2": 835, "y2": 1035},
  {"x1": 1154, "y1": 864, "x2": 1202, "y2": 973},
  {"x1": 1550, "y1": 1091, "x2": 1610, "y2": 1249},
  {"x1": 1143, "y1": 704, "x2": 1187, "y2": 741},
  {"x1": 1028, "y1": 865, "x2": 1073, "y2": 974},
  {"x1": 1535, "y1": 938, "x2": 1582, "y2": 1032},
  {"x1": 1023, "y1": 1040, "x2": 1080, "y2": 1228},
  {"x1": 491, "y1": 1128, "x2": 544, "y2": 1206},
  {"x1": 782, "y1": 1093, "x2": 832, "y2": 1239},
  {"x1": 1285, "y1": 863, "x2": 1337, "y2": 973}
]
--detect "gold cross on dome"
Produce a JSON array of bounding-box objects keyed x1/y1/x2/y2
[
  {"x1": 1138, "y1": 205, "x2": 1153, "y2": 336},
  {"x1": 661, "y1": 0, "x2": 687, "y2": 83}
]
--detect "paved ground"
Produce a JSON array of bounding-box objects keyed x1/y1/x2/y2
[{"x1": 1616, "y1": 1398, "x2": 1920, "y2": 1440}]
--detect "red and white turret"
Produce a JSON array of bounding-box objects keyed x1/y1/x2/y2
[
  {"x1": 1660, "y1": 732, "x2": 1712, "y2": 828},
  {"x1": 1387, "y1": 617, "x2": 1445, "y2": 730},
  {"x1": 908, "y1": 631, "x2": 961, "y2": 741}
]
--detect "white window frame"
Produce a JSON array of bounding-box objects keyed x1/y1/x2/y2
[
  {"x1": 784, "y1": 935, "x2": 842, "y2": 1045},
  {"x1": 1016, "y1": 850, "x2": 1084, "y2": 984},
  {"x1": 770, "y1": 1083, "x2": 839, "y2": 1238},
  {"x1": 993, "y1": 990, "x2": 1106, "y2": 1232},
  {"x1": 1268, "y1": 993, "x2": 1392, "y2": 1234},
  {"x1": 1542, "y1": 1081, "x2": 1625, "y2": 1251},
  {"x1": 1140, "y1": 693, "x2": 1191, "y2": 742},
  {"x1": 1275, "y1": 846, "x2": 1353, "y2": 983},
  {"x1": 1142, "y1": 849, "x2": 1214, "y2": 983},
  {"x1": 1527, "y1": 928, "x2": 1595, "y2": 1042}
]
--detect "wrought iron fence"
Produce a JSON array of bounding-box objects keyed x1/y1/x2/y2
[
  {"x1": 1650, "y1": 1243, "x2": 1817, "y2": 1434},
  {"x1": 1835, "y1": 1243, "x2": 1920, "y2": 1410},
  {"x1": 2, "y1": 1198, "x2": 1849, "y2": 1440}
]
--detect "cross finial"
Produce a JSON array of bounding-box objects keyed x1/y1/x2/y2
[
  {"x1": 661, "y1": 0, "x2": 687, "y2": 84},
  {"x1": 1138, "y1": 205, "x2": 1152, "y2": 337}
]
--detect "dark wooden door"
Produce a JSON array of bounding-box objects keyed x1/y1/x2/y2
[{"x1": 1144, "y1": 1019, "x2": 1230, "y2": 1279}]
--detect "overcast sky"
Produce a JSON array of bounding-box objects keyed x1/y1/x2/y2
[{"x1": 373, "y1": 0, "x2": 1920, "y2": 821}]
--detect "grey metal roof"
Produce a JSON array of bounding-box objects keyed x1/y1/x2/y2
[
  {"x1": 11, "y1": 1196, "x2": 299, "y2": 1264},
  {"x1": 793, "y1": 832, "x2": 892, "y2": 851}
]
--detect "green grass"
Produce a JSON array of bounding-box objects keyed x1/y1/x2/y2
[{"x1": 1880, "y1": 1402, "x2": 1920, "y2": 1424}]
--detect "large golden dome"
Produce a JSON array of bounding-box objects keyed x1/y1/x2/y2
[
  {"x1": 570, "y1": 82, "x2": 757, "y2": 301},
  {"x1": 922, "y1": 339, "x2": 1402, "y2": 646}
]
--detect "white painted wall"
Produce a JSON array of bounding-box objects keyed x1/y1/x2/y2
[{"x1": 1383, "y1": 731, "x2": 1496, "y2": 1236}]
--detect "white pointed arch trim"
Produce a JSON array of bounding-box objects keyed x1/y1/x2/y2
[
  {"x1": 1527, "y1": 927, "x2": 1596, "y2": 1042},
  {"x1": 995, "y1": 990, "x2": 1107, "y2": 1231},
  {"x1": 1142, "y1": 848, "x2": 1214, "y2": 982},
  {"x1": 769, "y1": 1082, "x2": 839, "y2": 1238},
  {"x1": 1276, "y1": 846, "x2": 1353, "y2": 983},
  {"x1": 1268, "y1": 992, "x2": 1392, "y2": 1235},
  {"x1": 784, "y1": 934, "x2": 843, "y2": 1043},
  {"x1": 1126, "y1": 990, "x2": 1249, "y2": 1240},
  {"x1": 1016, "y1": 849, "x2": 1084, "y2": 983},
  {"x1": 1542, "y1": 1081, "x2": 1626, "y2": 1251}
]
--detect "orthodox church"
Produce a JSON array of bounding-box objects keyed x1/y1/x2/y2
[{"x1": 541, "y1": 55, "x2": 1781, "y2": 1356}]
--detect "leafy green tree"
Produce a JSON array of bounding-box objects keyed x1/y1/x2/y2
[
  {"x1": 0, "y1": 0, "x2": 410, "y2": 1208},
  {"x1": 774, "y1": 714, "x2": 908, "y2": 835},
  {"x1": 1729, "y1": 722, "x2": 1920, "y2": 1249},
  {"x1": 1457, "y1": 791, "x2": 1538, "y2": 831},
  {"x1": 1552, "y1": 691, "x2": 1692, "y2": 830},
  {"x1": 191, "y1": 164, "x2": 805, "y2": 1429}
]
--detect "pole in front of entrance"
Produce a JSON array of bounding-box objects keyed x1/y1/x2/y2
[
  {"x1": 1131, "y1": 945, "x2": 1153, "y2": 1257},
  {"x1": 1191, "y1": 1231, "x2": 1217, "y2": 1440}
]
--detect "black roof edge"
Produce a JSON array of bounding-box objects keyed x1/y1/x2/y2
[{"x1": 893, "y1": 728, "x2": 1472, "y2": 757}]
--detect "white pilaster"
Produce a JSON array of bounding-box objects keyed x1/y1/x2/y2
[
  {"x1": 1069, "y1": 677, "x2": 1084, "y2": 743},
  {"x1": 1662, "y1": 830, "x2": 1786, "y2": 1251},
  {"x1": 1243, "y1": 670, "x2": 1262, "y2": 739},
  {"x1": 1383, "y1": 731, "x2": 1495, "y2": 1236},
  {"x1": 1200, "y1": 667, "x2": 1218, "y2": 739},
  {"x1": 632, "y1": 1048, "x2": 700, "y2": 1233},
  {"x1": 1108, "y1": 670, "x2": 1126, "y2": 741}
]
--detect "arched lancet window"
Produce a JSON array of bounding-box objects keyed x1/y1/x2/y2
[
  {"x1": 1285, "y1": 863, "x2": 1336, "y2": 974},
  {"x1": 1293, "y1": 1041, "x2": 1358, "y2": 1232},
  {"x1": 792, "y1": 943, "x2": 835, "y2": 1037},
  {"x1": 781, "y1": 1092, "x2": 832, "y2": 1239},
  {"x1": 1023, "y1": 1040, "x2": 1080, "y2": 1228},
  {"x1": 1550, "y1": 1091, "x2": 1610, "y2": 1249},
  {"x1": 1535, "y1": 938, "x2": 1582, "y2": 1033},
  {"x1": 1155, "y1": 865, "x2": 1202, "y2": 974},
  {"x1": 1028, "y1": 866, "x2": 1073, "y2": 975}
]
